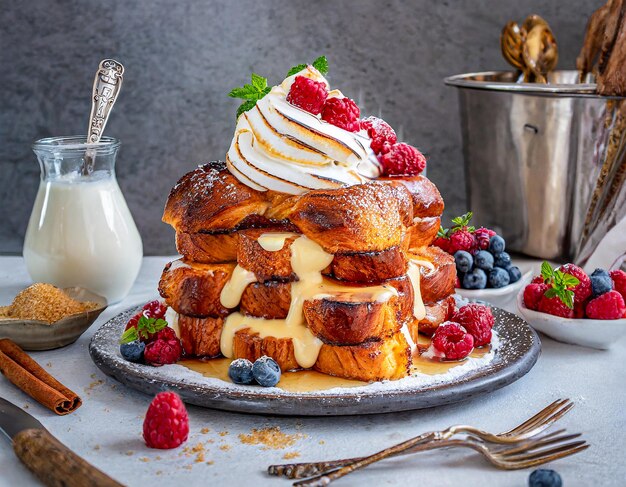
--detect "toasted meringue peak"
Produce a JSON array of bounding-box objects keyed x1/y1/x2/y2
[{"x1": 226, "y1": 66, "x2": 381, "y2": 194}]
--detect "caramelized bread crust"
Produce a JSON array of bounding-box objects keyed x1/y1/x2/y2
[
  {"x1": 407, "y1": 295, "x2": 456, "y2": 340},
  {"x1": 314, "y1": 332, "x2": 411, "y2": 381},
  {"x1": 410, "y1": 246, "x2": 456, "y2": 304},
  {"x1": 176, "y1": 231, "x2": 239, "y2": 263},
  {"x1": 232, "y1": 329, "x2": 299, "y2": 371},
  {"x1": 158, "y1": 260, "x2": 235, "y2": 317},
  {"x1": 162, "y1": 162, "x2": 269, "y2": 232},
  {"x1": 287, "y1": 182, "x2": 414, "y2": 252},
  {"x1": 237, "y1": 228, "x2": 298, "y2": 282},
  {"x1": 177, "y1": 314, "x2": 224, "y2": 357},
  {"x1": 381, "y1": 174, "x2": 444, "y2": 218},
  {"x1": 324, "y1": 242, "x2": 409, "y2": 282},
  {"x1": 240, "y1": 281, "x2": 292, "y2": 319},
  {"x1": 232, "y1": 330, "x2": 411, "y2": 380},
  {"x1": 408, "y1": 216, "x2": 440, "y2": 251}
]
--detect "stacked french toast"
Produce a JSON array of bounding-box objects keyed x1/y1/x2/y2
[{"x1": 158, "y1": 60, "x2": 456, "y2": 382}]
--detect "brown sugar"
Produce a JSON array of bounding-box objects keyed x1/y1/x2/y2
[
  {"x1": 238, "y1": 427, "x2": 305, "y2": 450},
  {"x1": 0, "y1": 283, "x2": 99, "y2": 323}
]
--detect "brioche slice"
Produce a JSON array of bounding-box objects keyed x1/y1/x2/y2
[
  {"x1": 158, "y1": 260, "x2": 235, "y2": 317},
  {"x1": 232, "y1": 329, "x2": 411, "y2": 380},
  {"x1": 409, "y1": 246, "x2": 456, "y2": 304},
  {"x1": 406, "y1": 295, "x2": 456, "y2": 340},
  {"x1": 176, "y1": 231, "x2": 239, "y2": 263},
  {"x1": 287, "y1": 181, "x2": 414, "y2": 253},
  {"x1": 382, "y1": 174, "x2": 444, "y2": 218},
  {"x1": 237, "y1": 229, "x2": 408, "y2": 284},
  {"x1": 237, "y1": 229, "x2": 299, "y2": 282},
  {"x1": 232, "y1": 329, "x2": 299, "y2": 371},
  {"x1": 162, "y1": 161, "x2": 269, "y2": 233},
  {"x1": 240, "y1": 281, "x2": 291, "y2": 319},
  {"x1": 408, "y1": 216, "x2": 441, "y2": 250},
  {"x1": 314, "y1": 332, "x2": 411, "y2": 381},
  {"x1": 177, "y1": 314, "x2": 224, "y2": 357}
]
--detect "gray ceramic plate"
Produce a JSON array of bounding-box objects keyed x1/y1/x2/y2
[
  {"x1": 0, "y1": 288, "x2": 107, "y2": 350},
  {"x1": 89, "y1": 305, "x2": 540, "y2": 416}
]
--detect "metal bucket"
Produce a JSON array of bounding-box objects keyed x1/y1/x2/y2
[{"x1": 445, "y1": 70, "x2": 626, "y2": 263}]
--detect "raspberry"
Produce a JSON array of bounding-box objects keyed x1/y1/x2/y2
[
  {"x1": 287, "y1": 75, "x2": 328, "y2": 115},
  {"x1": 143, "y1": 392, "x2": 189, "y2": 449},
  {"x1": 531, "y1": 276, "x2": 546, "y2": 284},
  {"x1": 433, "y1": 236, "x2": 451, "y2": 253},
  {"x1": 448, "y1": 230, "x2": 476, "y2": 254},
  {"x1": 143, "y1": 300, "x2": 168, "y2": 319},
  {"x1": 610, "y1": 270, "x2": 626, "y2": 301},
  {"x1": 155, "y1": 327, "x2": 177, "y2": 341},
  {"x1": 379, "y1": 143, "x2": 426, "y2": 176},
  {"x1": 537, "y1": 295, "x2": 574, "y2": 319},
  {"x1": 432, "y1": 322, "x2": 474, "y2": 360},
  {"x1": 124, "y1": 312, "x2": 141, "y2": 332},
  {"x1": 523, "y1": 283, "x2": 549, "y2": 310},
  {"x1": 585, "y1": 290, "x2": 626, "y2": 319},
  {"x1": 452, "y1": 304, "x2": 494, "y2": 347},
  {"x1": 558, "y1": 264, "x2": 591, "y2": 303},
  {"x1": 474, "y1": 227, "x2": 496, "y2": 250},
  {"x1": 321, "y1": 97, "x2": 360, "y2": 132},
  {"x1": 144, "y1": 336, "x2": 183, "y2": 366},
  {"x1": 360, "y1": 116, "x2": 397, "y2": 154}
]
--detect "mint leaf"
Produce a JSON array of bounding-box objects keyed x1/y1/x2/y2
[
  {"x1": 541, "y1": 262, "x2": 577, "y2": 309},
  {"x1": 544, "y1": 288, "x2": 558, "y2": 299},
  {"x1": 119, "y1": 327, "x2": 139, "y2": 344},
  {"x1": 562, "y1": 274, "x2": 580, "y2": 287},
  {"x1": 541, "y1": 261, "x2": 554, "y2": 282},
  {"x1": 451, "y1": 212, "x2": 473, "y2": 232},
  {"x1": 136, "y1": 316, "x2": 168, "y2": 340},
  {"x1": 229, "y1": 73, "x2": 271, "y2": 118},
  {"x1": 287, "y1": 63, "x2": 307, "y2": 77},
  {"x1": 312, "y1": 56, "x2": 329, "y2": 75},
  {"x1": 437, "y1": 226, "x2": 449, "y2": 239}
]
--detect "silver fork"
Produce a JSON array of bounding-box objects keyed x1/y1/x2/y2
[
  {"x1": 268, "y1": 398, "x2": 574, "y2": 479},
  {"x1": 294, "y1": 431, "x2": 588, "y2": 486}
]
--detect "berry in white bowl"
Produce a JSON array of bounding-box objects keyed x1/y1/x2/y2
[{"x1": 517, "y1": 263, "x2": 626, "y2": 350}]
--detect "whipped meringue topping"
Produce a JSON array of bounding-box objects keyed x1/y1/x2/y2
[{"x1": 226, "y1": 66, "x2": 381, "y2": 194}]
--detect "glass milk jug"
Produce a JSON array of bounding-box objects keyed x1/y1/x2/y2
[{"x1": 23, "y1": 136, "x2": 143, "y2": 303}]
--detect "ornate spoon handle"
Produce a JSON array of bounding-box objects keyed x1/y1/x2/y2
[{"x1": 83, "y1": 59, "x2": 124, "y2": 174}]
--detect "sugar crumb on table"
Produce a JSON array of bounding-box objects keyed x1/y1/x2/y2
[{"x1": 238, "y1": 427, "x2": 305, "y2": 450}]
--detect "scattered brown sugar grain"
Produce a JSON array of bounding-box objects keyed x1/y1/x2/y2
[
  {"x1": 238, "y1": 427, "x2": 305, "y2": 450},
  {"x1": 283, "y1": 451, "x2": 300, "y2": 460},
  {"x1": 0, "y1": 283, "x2": 99, "y2": 323}
]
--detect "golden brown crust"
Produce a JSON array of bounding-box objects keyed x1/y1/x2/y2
[
  {"x1": 177, "y1": 315, "x2": 224, "y2": 357},
  {"x1": 158, "y1": 260, "x2": 234, "y2": 317},
  {"x1": 410, "y1": 246, "x2": 456, "y2": 304},
  {"x1": 240, "y1": 281, "x2": 292, "y2": 319},
  {"x1": 314, "y1": 333, "x2": 411, "y2": 381},
  {"x1": 162, "y1": 162, "x2": 269, "y2": 233},
  {"x1": 408, "y1": 216, "x2": 440, "y2": 251},
  {"x1": 408, "y1": 295, "x2": 456, "y2": 339},
  {"x1": 237, "y1": 228, "x2": 299, "y2": 282},
  {"x1": 287, "y1": 182, "x2": 414, "y2": 252},
  {"x1": 175, "y1": 231, "x2": 239, "y2": 264},
  {"x1": 324, "y1": 242, "x2": 409, "y2": 282},
  {"x1": 380, "y1": 174, "x2": 444, "y2": 218},
  {"x1": 232, "y1": 329, "x2": 300, "y2": 372}
]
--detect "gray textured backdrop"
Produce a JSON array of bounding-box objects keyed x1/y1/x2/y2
[{"x1": 0, "y1": 0, "x2": 597, "y2": 255}]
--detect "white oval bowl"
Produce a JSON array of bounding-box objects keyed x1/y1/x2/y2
[
  {"x1": 516, "y1": 288, "x2": 626, "y2": 350},
  {"x1": 455, "y1": 269, "x2": 531, "y2": 312}
]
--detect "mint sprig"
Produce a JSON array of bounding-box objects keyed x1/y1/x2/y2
[
  {"x1": 451, "y1": 211, "x2": 475, "y2": 233},
  {"x1": 229, "y1": 73, "x2": 271, "y2": 118},
  {"x1": 437, "y1": 226, "x2": 450, "y2": 239},
  {"x1": 287, "y1": 55, "x2": 329, "y2": 77},
  {"x1": 119, "y1": 316, "x2": 168, "y2": 344},
  {"x1": 540, "y1": 261, "x2": 580, "y2": 309}
]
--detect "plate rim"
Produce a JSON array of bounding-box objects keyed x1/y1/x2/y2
[{"x1": 89, "y1": 305, "x2": 541, "y2": 416}]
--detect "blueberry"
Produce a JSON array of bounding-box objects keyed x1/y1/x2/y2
[
  {"x1": 489, "y1": 267, "x2": 511, "y2": 288},
  {"x1": 252, "y1": 356, "x2": 281, "y2": 387},
  {"x1": 454, "y1": 250, "x2": 473, "y2": 273},
  {"x1": 494, "y1": 251, "x2": 512, "y2": 269},
  {"x1": 120, "y1": 340, "x2": 145, "y2": 363},
  {"x1": 529, "y1": 468, "x2": 562, "y2": 487},
  {"x1": 508, "y1": 266, "x2": 522, "y2": 283},
  {"x1": 474, "y1": 250, "x2": 494, "y2": 271},
  {"x1": 488, "y1": 235, "x2": 505, "y2": 254},
  {"x1": 590, "y1": 268, "x2": 613, "y2": 297},
  {"x1": 462, "y1": 268, "x2": 487, "y2": 289},
  {"x1": 228, "y1": 358, "x2": 254, "y2": 384}
]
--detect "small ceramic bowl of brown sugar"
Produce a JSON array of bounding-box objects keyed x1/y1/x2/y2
[{"x1": 0, "y1": 284, "x2": 107, "y2": 350}]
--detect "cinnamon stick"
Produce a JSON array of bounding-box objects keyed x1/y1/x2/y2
[{"x1": 0, "y1": 339, "x2": 81, "y2": 415}]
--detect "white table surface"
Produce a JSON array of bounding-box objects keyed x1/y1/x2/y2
[{"x1": 1, "y1": 256, "x2": 625, "y2": 487}]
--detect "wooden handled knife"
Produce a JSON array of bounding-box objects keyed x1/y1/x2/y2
[{"x1": 0, "y1": 396, "x2": 124, "y2": 487}]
